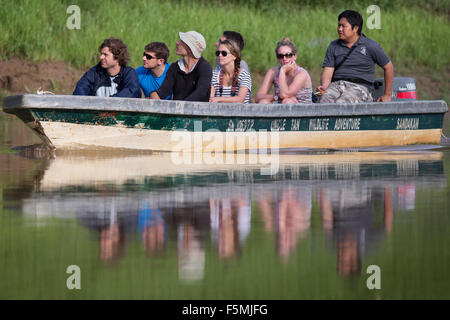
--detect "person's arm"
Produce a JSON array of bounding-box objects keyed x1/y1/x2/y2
[
  {"x1": 255, "y1": 68, "x2": 276, "y2": 103},
  {"x1": 185, "y1": 59, "x2": 213, "y2": 101},
  {"x1": 210, "y1": 70, "x2": 251, "y2": 103},
  {"x1": 377, "y1": 61, "x2": 394, "y2": 102},
  {"x1": 316, "y1": 42, "x2": 336, "y2": 96},
  {"x1": 209, "y1": 85, "x2": 216, "y2": 101},
  {"x1": 316, "y1": 67, "x2": 334, "y2": 96},
  {"x1": 153, "y1": 63, "x2": 176, "y2": 100},
  {"x1": 278, "y1": 62, "x2": 308, "y2": 99},
  {"x1": 73, "y1": 69, "x2": 95, "y2": 96},
  {"x1": 210, "y1": 87, "x2": 249, "y2": 103},
  {"x1": 113, "y1": 68, "x2": 141, "y2": 98}
]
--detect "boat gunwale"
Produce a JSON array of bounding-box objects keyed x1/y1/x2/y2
[{"x1": 2, "y1": 94, "x2": 448, "y2": 118}]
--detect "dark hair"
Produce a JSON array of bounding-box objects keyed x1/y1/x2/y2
[
  {"x1": 219, "y1": 39, "x2": 241, "y2": 89},
  {"x1": 338, "y1": 10, "x2": 363, "y2": 35},
  {"x1": 275, "y1": 37, "x2": 297, "y2": 55},
  {"x1": 144, "y1": 42, "x2": 170, "y2": 62},
  {"x1": 223, "y1": 31, "x2": 245, "y2": 51},
  {"x1": 99, "y1": 38, "x2": 130, "y2": 67}
]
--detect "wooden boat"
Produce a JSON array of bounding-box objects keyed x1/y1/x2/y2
[{"x1": 2, "y1": 94, "x2": 448, "y2": 151}]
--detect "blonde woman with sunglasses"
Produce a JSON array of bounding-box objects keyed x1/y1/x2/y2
[
  {"x1": 210, "y1": 39, "x2": 252, "y2": 104},
  {"x1": 256, "y1": 38, "x2": 312, "y2": 104}
]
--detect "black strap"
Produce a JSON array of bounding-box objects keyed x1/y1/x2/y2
[{"x1": 334, "y1": 44, "x2": 357, "y2": 72}]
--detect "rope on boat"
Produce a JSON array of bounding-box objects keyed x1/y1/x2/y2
[{"x1": 36, "y1": 87, "x2": 55, "y2": 95}]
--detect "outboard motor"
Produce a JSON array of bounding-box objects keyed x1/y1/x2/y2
[{"x1": 373, "y1": 77, "x2": 417, "y2": 101}]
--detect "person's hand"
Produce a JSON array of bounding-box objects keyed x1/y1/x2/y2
[
  {"x1": 315, "y1": 85, "x2": 326, "y2": 97},
  {"x1": 210, "y1": 96, "x2": 220, "y2": 103},
  {"x1": 280, "y1": 60, "x2": 296, "y2": 73},
  {"x1": 377, "y1": 94, "x2": 391, "y2": 102}
]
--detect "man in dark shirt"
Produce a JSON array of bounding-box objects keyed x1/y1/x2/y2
[
  {"x1": 317, "y1": 10, "x2": 394, "y2": 103},
  {"x1": 73, "y1": 38, "x2": 140, "y2": 98},
  {"x1": 150, "y1": 31, "x2": 212, "y2": 102}
]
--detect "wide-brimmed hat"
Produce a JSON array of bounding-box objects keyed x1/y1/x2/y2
[{"x1": 179, "y1": 31, "x2": 206, "y2": 59}]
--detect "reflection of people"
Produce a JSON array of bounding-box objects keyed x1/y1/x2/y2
[
  {"x1": 257, "y1": 187, "x2": 312, "y2": 260},
  {"x1": 210, "y1": 194, "x2": 251, "y2": 259},
  {"x1": 139, "y1": 201, "x2": 166, "y2": 256},
  {"x1": 169, "y1": 203, "x2": 210, "y2": 282},
  {"x1": 99, "y1": 222, "x2": 126, "y2": 262},
  {"x1": 77, "y1": 198, "x2": 137, "y2": 263},
  {"x1": 318, "y1": 185, "x2": 393, "y2": 276},
  {"x1": 73, "y1": 38, "x2": 140, "y2": 98},
  {"x1": 177, "y1": 223, "x2": 205, "y2": 282},
  {"x1": 277, "y1": 188, "x2": 311, "y2": 259}
]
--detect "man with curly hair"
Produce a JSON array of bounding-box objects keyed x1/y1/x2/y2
[{"x1": 73, "y1": 38, "x2": 140, "y2": 98}]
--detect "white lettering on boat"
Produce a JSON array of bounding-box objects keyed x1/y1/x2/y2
[
  {"x1": 271, "y1": 119, "x2": 286, "y2": 131},
  {"x1": 226, "y1": 120, "x2": 235, "y2": 132},
  {"x1": 396, "y1": 118, "x2": 419, "y2": 130},
  {"x1": 334, "y1": 118, "x2": 361, "y2": 130},
  {"x1": 235, "y1": 119, "x2": 254, "y2": 132},
  {"x1": 227, "y1": 119, "x2": 254, "y2": 132},
  {"x1": 291, "y1": 119, "x2": 300, "y2": 131},
  {"x1": 309, "y1": 118, "x2": 329, "y2": 131}
]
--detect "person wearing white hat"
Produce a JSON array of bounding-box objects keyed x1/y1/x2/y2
[{"x1": 150, "y1": 31, "x2": 212, "y2": 102}]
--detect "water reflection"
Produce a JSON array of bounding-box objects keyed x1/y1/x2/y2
[{"x1": 2, "y1": 151, "x2": 447, "y2": 284}]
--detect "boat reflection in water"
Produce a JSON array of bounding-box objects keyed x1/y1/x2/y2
[{"x1": 18, "y1": 151, "x2": 446, "y2": 280}]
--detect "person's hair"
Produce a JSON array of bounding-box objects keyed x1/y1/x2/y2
[
  {"x1": 219, "y1": 39, "x2": 241, "y2": 89},
  {"x1": 98, "y1": 38, "x2": 130, "y2": 67},
  {"x1": 144, "y1": 42, "x2": 170, "y2": 62},
  {"x1": 222, "y1": 31, "x2": 245, "y2": 51},
  {"x1": 338, "y1": 10, "x2": 363, "y2": 35},
  {"x1": 275, "y1": 37, "x2": 298, "y2": 55}
]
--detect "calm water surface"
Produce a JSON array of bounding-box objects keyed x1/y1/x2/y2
[{"x1": 1, "y1": 112, "x2": 449, "y2": 299}]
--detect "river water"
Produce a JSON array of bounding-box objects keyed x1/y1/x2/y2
[{"x1": 1, "y1": 111, "x2": 449, "y2": 299}]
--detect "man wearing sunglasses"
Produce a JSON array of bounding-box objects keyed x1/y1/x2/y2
[
  {"x1": 73, "y1": 38, "x2": 140, "y2": 98},
  {"x1": 150, "y1": 31, "x2": 212, "y2": 102},
  {"x1": 317, "y1": 10, "x2": 394, "y2": 103},
  {"x1": 136, "y1": 42, "x2": 172, "y2": 99}
]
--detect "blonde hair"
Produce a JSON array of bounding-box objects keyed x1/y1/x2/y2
[{"x1": 275, "y1": 37, "x2": 298, "y2": 55}]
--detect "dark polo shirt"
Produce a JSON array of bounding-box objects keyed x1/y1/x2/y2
[{"x1": 322, "y1": 35, "x2": 390, "y2": 88}]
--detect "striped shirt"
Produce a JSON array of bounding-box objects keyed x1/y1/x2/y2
[{"x1": 211, "y1": 68, "x2": 252, "y2": 104}]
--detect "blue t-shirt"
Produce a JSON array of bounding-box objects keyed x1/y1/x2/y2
[{"x1": 136, "y1": 62, "x2": 171, "y2": 99}]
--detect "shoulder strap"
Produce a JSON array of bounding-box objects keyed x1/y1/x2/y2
[{"x1": 334, "y1": 44, "x2": 357, "y2": 72}]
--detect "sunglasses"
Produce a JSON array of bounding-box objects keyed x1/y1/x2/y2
[
  {"x1": 215, "y1": 50, "x2": 229, "y2": 57},
  {"x1": 143, "y1": 52, "x2": 156, "y2": 60},
  {"x1": 277, "y1": 52, "x2": 294, "y2": 59}
]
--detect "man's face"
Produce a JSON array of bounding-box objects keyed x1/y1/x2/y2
[
  {"x1": 175, "y1": 40, "x2": 189, "y2": 56},
  {"x1": 142, "y1": 51, "x2": 159, "y2": 69},
  {"x1": 338, "y1": 18, "x2": 358, "y2": 42},
  {"x1": 215, "y1": 35, "x2": 226, "y2": 49},
  {"x1": 100, "y1": 46, "x2": 119, "y2": 70}
]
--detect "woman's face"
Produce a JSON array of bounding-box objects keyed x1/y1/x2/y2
[
  {"x1": 277, "y1": 45, "x2": 296, "y2": 65},
  {"x1": 217, "y1": 44, "x2": 236, "y2": 67}
]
